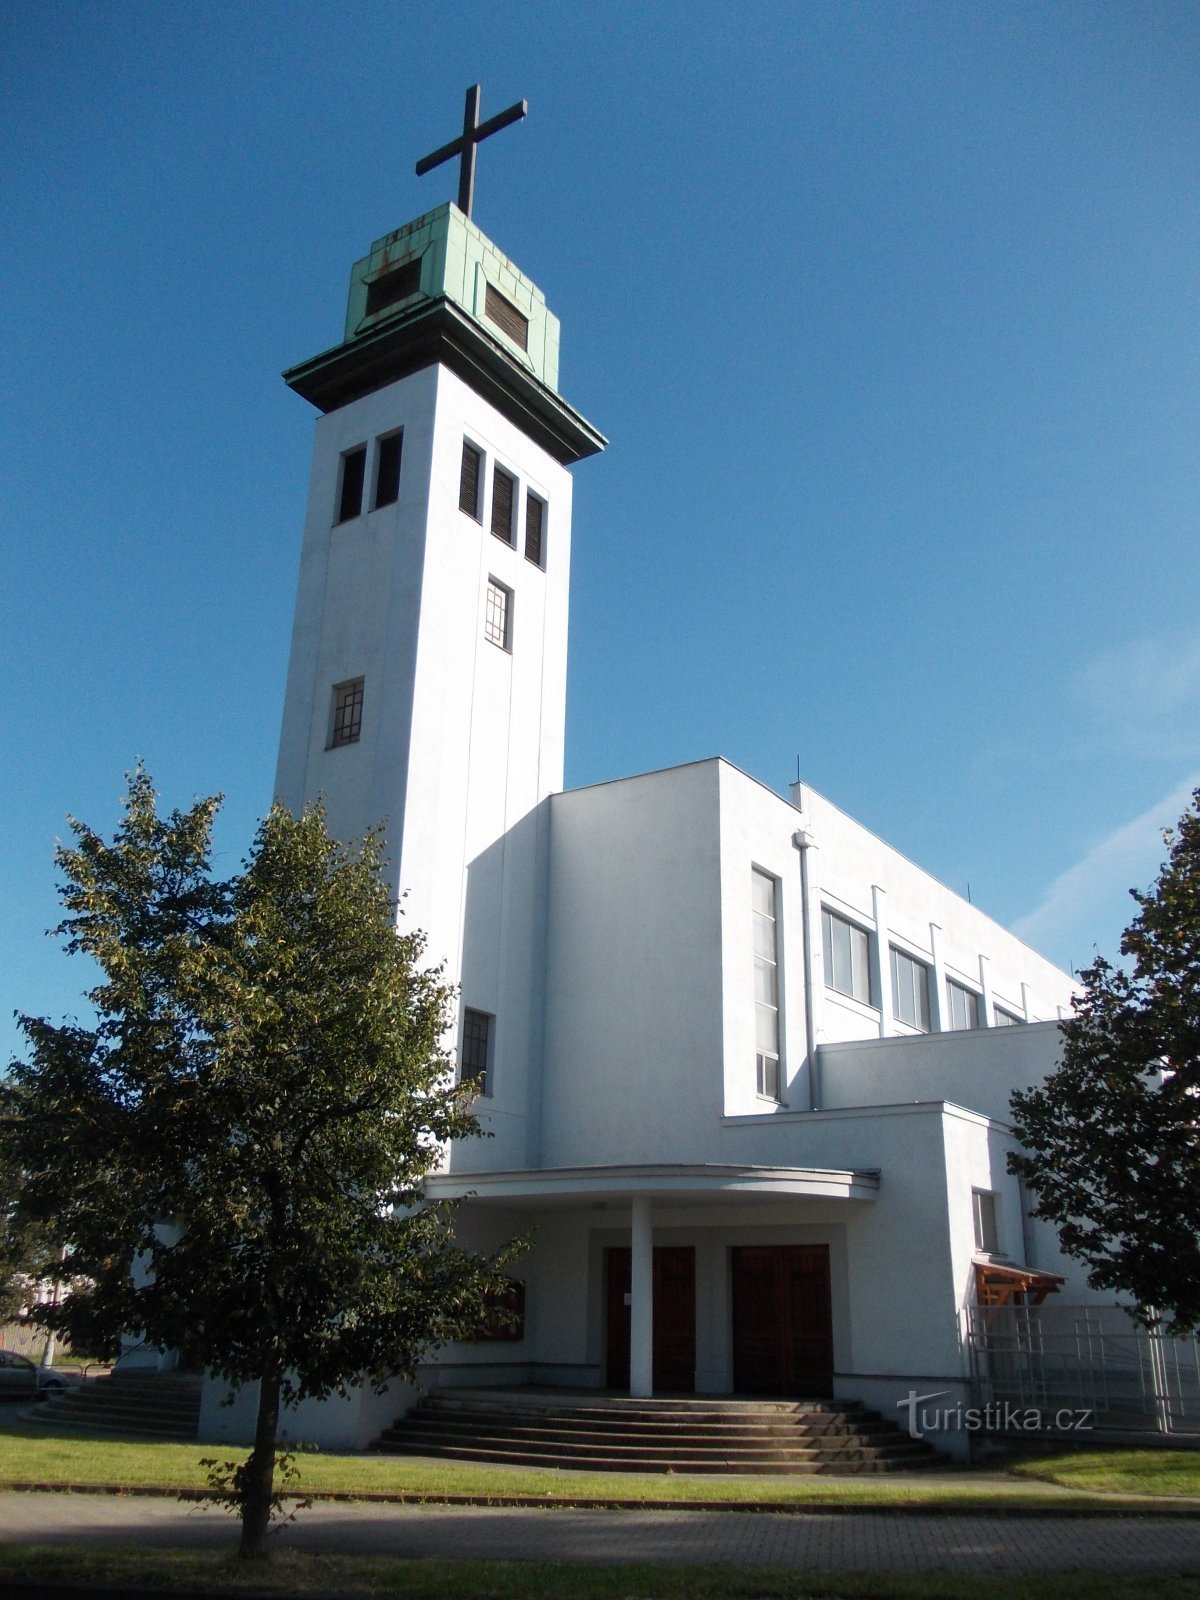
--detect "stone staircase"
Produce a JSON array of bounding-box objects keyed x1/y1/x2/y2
[
  {"x1": 28, "y1": 1370, "x2": 202, "y2": 1440},
  {"x1": 375, "y1": 1388, "x2": 941, "y2": 1474}
]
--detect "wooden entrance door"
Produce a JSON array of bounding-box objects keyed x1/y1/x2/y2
[
  {"x1": 731, "y1": 1245, "x2": 833, "y2": 1397},
  {"x1": 605, "y1": 1246, "x2": 696, "y2": 1393}
]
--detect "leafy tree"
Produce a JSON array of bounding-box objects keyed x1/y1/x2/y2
[
  {"x1": 2, "y1": 770, "x2": 518, "y2": 1557},
  {"x1": 0, "y1": 1139, "x2": 61, "y2": 1329},
  {"x1": 1010, "y1": 788, "x2": 1200, "y2": 1331}
]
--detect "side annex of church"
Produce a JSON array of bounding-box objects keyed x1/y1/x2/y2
[{"x1": 200, "y1": 190, "x2": 1093, "y2": 1458}]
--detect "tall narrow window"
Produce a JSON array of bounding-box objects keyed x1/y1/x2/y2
[
  {"x1": 752, "y1": 869, "x2": 781, "y2": 1100},
  {"x1": 491, "y1": 465, "x2": 516, "y2": 544},
  {"x1": 890, "y1": 946, "x2": 931, "y2": 1031},
  {"x1": 484, "y1": 579, "x2": 512, "y2": 651},
  {"x1": 461, "y1": 1008, "x2": 492, "y2": 1095},
  {"x1": 336, "y1": 445, "x2": 366, "y2": 523},
  {"x1": 946, "y1": 979, "x2": 981, "y2": 1031},
  {"x1": 373, "y1": 431, "x2": 402, "y2": 509},
  {"x1": 972, "y1": 1190, "x2": 1000, "y2": 1254},
  {"x1": 525, "y1": 491, "x2": 545, "y2": 567},
  {"x1": 822, "y1": 908, "x2": 873, "y2": 1004},
  {"x1": 459, "y1": 441, "x2": 482, "y2": 519},
  {"x1": 329, "y1": 677, "x2": 364, "y2": 748}
]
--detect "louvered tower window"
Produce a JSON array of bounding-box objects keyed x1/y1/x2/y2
[
  {"x1": 373, "y1": 431, "x2": 402, "y2": 509},
  {"x1": 336, "y1": 446, "x2": 366, "y2": 523},
  {"x1": 484, "y1": 283, "x2": 529, "y2": 350},
  {"x1": 525, "y1": 491, "x2": 545, "y2": 567},
  {"x1": 491, "y1": 466, "x2": 516, "y2": 544},
  {"x1": 459, "y1": 441, "x2": 482, "y2": 519},
  {"x1": 364, "y1": 259, "x2": 420, "y2": 317}
]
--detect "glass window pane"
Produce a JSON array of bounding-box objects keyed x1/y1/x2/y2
[
  {"x1": 751, "y1": 870, "x2": 775, "y2": 917},
  {"x1": 754, "y1": 960, "x2": 777, "y2": 1006},
  {"x1": 755, "y1": 1003, "x2": 778, "y2": 1054}
]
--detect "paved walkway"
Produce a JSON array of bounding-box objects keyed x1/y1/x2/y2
[{"x1": 4, "y1": 1492, "x2": 1200, "y2": 1574}]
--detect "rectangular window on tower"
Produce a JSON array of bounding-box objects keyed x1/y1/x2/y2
[
  {"x1": 484, "y1": 283, "x2": 529, "y2": 350},
  {"x1": 890, "y1": 946, "x2": 931, "y2": 1032},
  {"x1": 752, "y1": 868, "x2": 782, "y2": 1101},
  {"x1": 373, "y1": 431, "x2": 402, "y2": 509},
  {"x1": 460, "y1": 1008, "x2": 492, "y2": 1096},
  {"x1": 524, "y1": 491, "x2": 546, "y2": 567},
  {"x1": 484, "y1": 579, "x2": 512, "y2": 651},
  {"x1": 459, "y1": 441, "x2": 482, "y2": 520},
  {"x1": 328, "y1": 677, "x2": 364, "y2": 748},
  {"x1": 336, "y1": 445, "x2": 367, "y2": 524},
  {"x1": 491, "y1": 465, "x2": 516, "y2": 545}
]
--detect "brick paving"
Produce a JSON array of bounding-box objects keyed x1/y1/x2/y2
[{"x1": 3, "y1": 1491, "x2": 1200, "y2": 1573}]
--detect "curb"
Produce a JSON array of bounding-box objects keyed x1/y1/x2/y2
[{"x1": 4, "y1": 1480, "x2": 1200, "y2": 1517}]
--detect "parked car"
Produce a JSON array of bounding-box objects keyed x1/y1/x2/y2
[{"x1": 0, "y1": 1351, "x2": 82, "y2": 1400}]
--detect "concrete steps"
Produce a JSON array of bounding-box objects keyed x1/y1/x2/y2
[
  {"x1": 375, "y1": 1390, "x2": 941, "y2": 1474},
  {"x1": 27, "y1": 1371, "x2": 202, "y2": 1440}
]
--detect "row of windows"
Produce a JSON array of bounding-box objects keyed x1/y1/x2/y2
[
  {"x1": 755, "y1": 885, "x2": 1025, "y2": 1096},
  {"x1": 821, "y1": 906, "x2": 1024, "y2": 1032},
  {"x1": 460, "y1": 439, "x2": 546, "y2": 568},
  {"x1": 336, "y1": 432, "x2": 403, "y2": 524}
]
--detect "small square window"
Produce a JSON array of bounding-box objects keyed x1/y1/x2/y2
[
  {"x1": 484, "y1": 579, "x2": 512, "y2": 651},
  {"x1": 336, "y1": 446, "x2": 366, "y2": 524},
  {"x1": 461, "y1": 1008, "x2": 492, "y2": 1095},
  {"x1": 459, "y1": 441, "x2": 482, "y2": 520},
  {"x1": 329, "y1": 677, "x2": 364, "y2": 748},
  {"x1": 373, "y1": 431, "x2": 402, "y2": 509},
  {"x1": 491, "y1": 465, "x2": 516, "y2": 545},
  {"x1": 525, "y1": 491, "x2": 546, "y2": 567}
]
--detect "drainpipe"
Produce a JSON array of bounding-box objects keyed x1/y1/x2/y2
[{"x1": 792, "y1": 826, "x2": 819, "y2": 1111}]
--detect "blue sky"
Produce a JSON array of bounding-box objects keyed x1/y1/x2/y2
[{"x1": 3, "y1": 0, "x2": 1198, "y2": 1059}]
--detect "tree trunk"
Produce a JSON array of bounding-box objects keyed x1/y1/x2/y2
[{"x1": 238, "y1": 1353, "x2": 284, "y2": 1560}]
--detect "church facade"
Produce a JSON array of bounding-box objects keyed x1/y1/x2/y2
[{"x1": 200, "y1": 198, "x2": 1090, "y2": 1456}]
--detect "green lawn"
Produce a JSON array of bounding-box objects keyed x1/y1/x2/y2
[
  {"x1": 1011, "y1": 1449, "x2": 1200, "y2": 1498},
  {"x1": 0, "y1": 1547, "x2": 1196, "y2": 1600},
  {"x1": 1, "y1": 1412, "x2": 1197, "y2": 1511}
]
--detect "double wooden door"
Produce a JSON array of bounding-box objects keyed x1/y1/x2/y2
[
  {"x1": 731, "y1": 1244, "x2": 834, "y2": 1397},
  {"x1": 605, "y1": 1246, "x2": 696, "y2": 1393}
]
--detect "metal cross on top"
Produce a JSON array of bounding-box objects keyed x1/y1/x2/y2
[{"x1": 415, "y1": 84, "x2": 528, "y2": 220}]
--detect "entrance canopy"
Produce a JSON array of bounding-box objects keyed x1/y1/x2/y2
[{"x1": 425, "y1": 1161, "x2": 880, "y2": 1209}]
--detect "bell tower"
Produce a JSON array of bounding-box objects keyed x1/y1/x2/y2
[{"x1": 274, "y1": 95, "x2": 604, "y2": 1168}]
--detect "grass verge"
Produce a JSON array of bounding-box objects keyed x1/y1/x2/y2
[
  {"x1": 1011, "y1": 1449, "x2": 1200, "y2": 1498},
  {"x1": 1, "y1": 1413, "x2": 1197, "y2": 1512},
  {"x1": 1, "y1": 1547, "x2": 1198, "y2": 1599}
]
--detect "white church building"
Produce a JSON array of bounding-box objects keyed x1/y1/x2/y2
[{"x1": 201, "y1": 191, "x2": 1093, "y2": 1458}]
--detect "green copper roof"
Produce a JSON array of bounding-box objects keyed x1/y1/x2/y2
[{"x1": 284, "y1": 204, "x2": 604, "y2": 464}]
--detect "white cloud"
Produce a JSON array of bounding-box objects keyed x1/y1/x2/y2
[
  {"x1": 1075, "y1": 634, "x2": 1200, "y2": 755},
  {"x1": 1013, "y1": 774, "x2": 1200, "y2": 972}
]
